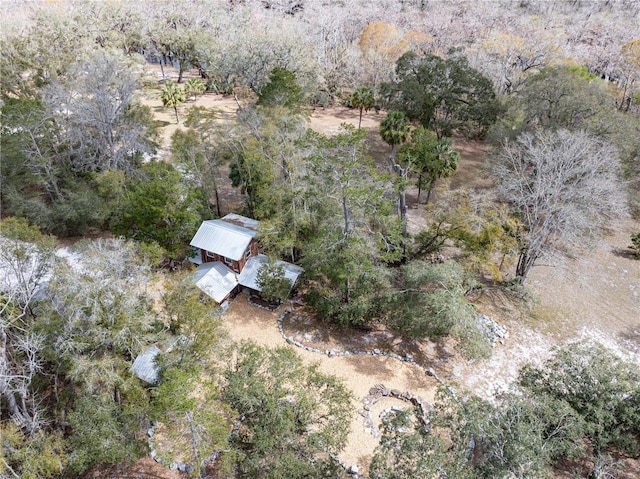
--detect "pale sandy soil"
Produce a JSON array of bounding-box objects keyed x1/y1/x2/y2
[{"x1": 222, "y1": 299, "x2": 439, "y2": 473}]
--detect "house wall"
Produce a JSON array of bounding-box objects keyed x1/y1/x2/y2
[
  {"x1": 236, "y1": 239, "x2": 259, "y2": 272},
  {"x1": 199, "y1": 239, "x2": 259, "y2": 274}
]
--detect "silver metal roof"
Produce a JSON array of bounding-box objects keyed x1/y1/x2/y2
[
  {"x1": 238, "y1": 254, "x2": 304, "y2": 292},
  {"x1": 194, "y1": 261, "x2": 238, "y2": 303},
  {"x1": 190, "y1": 218, "x2": 257, "y2": 261},
  {"x1": 131, "y1": 345, "x2": 161, "y2": 384},
  {"x1": 219, "y1": 213, "x2": 259, "y2": 231}
]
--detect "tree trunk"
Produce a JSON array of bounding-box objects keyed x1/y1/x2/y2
[
  {"x1": 388, "y1": 146, "x2": 408, "y2": 260},
  {"x1": 425, "y1": 181, "x2": 434, "y2": 204},
  {"x1": 515, "y1": 247, "x2": 537, "y2": 283},
  {"x1": 358, "y1": 108, "x2": 363, "y2": 129},
  {"x1": 159, "y1": 59, "x2": 166, "y2": 82},
  {"x1": 214, "y1": 185, "x2": 221, "y2": 217},
  {"x1": 173, "y1": 105, "x2": 179, "y2": 124},
  {"x1": 0, "y1": 330, "x2": 35, "y2": 435}
]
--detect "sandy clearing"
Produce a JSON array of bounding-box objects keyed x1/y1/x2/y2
[{"x1": 221, "y1": 297, "x2": 438, "y2": 474}]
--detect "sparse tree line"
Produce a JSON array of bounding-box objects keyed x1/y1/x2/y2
[{"x1": 1, "y1": 0, "x2": 639, "y2": 477}]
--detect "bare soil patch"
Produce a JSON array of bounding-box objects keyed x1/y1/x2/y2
[{"x1": 222, "y1": 296, "x2": 440, "y2": 475}]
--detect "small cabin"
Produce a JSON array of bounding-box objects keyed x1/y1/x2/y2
[{"x1": 189, "y1": 214, "x2": 302, "y2": 306}]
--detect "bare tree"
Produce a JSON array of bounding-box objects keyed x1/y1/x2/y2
[
  {"x1": 0, "y1": 218, "x2": 57, "y2": 435},
  {"x1": 491, "y1": 129, "x2": 627, "y2": 283},
  {"x1": 44, "y1": 49, "x2": 155, "y2": 173}
]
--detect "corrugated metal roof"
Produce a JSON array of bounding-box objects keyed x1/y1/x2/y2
[
  {"x1": 238, "y1": 254, "x2": 304, "y2": 292},
  {"x1": 220, "y1": 213, "x2": 259, "y2": 231},
  {"x1": 194, "y1": 261, "x2": 238, "y2": 303},
  {"x1": 131, "y1": 345, "x2": 161, "y2": 384},
  {"x1": 190, "y1": 219, "x2": 257, "y2": 261}
]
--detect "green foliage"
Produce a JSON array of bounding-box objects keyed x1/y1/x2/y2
[
  {"x1": 45, "y1": 238, "x2": 160, "y2": 373},
  {"x1": 67, "y1": 393, "x2": 146, "y2": 475},
  {"x1": 227, "y1": 106, "x2": 308, "y2": 233},
  {"x1": 372, "y1": 380, "x2": 585, "y2": 479},
  {"x1": 382, "y1": 51, "x2": 501, "y2": 138},
  {"x1": 371, "y1": 408, "x2": 474, "y2": 479},
  {"x1": 380, "y1": 110, "x2": 411, "y2": 153},
  {"x1": 519, "y1": 342, "x2": 640, "y2": 459},
  {"x1": 0, "y1": 97, "x2": 105, "y2": 236},
  {"x1": 302, "y1": 124, "x2": 402, "y2": 328},
  {"x1": 150, "y1": 367, "x2": 229, "y2": 473},
  {"x1": 113, "y1": 161, "x2": 206, "y2": 259},
  {"x1": 160, "y1": 270, "x2": 223, "y2": 367},
  {"x1": 257, "y1": 67, "x2": 305, "y2": 110},
  {"x1": 399, "y1": 126, "x2": 459, "y2": 203},
  {"x1": 345, "y1": 86, "x2": 376, "y2": 128},
  {"x1": 161, "y1": 80, "x2": 186, "y2": 123},
  {"x1": 256, "y1": 258, "x2": 293, "y2": 304},
  {"x1": 184, "y1": 77, "x2": 206, "y2": 100},
  {"x1": 0, "y1": 423, "x2": 66, "y2": 479},
  {"x1": 221, "y1": 342, "x2": 352, "y2": 478},
  {"x1": 371, "y1": 390, "x2": 474, "y2": 479},
  {"x1": 379, "y1": 261, "x2": 489, "y2": 359},
  {"x1": 630, "y1": 232, "x2": 640, "y2": 258},
  {"x1": 466, "y1": 393, "x2": 584, "y2": 477}
]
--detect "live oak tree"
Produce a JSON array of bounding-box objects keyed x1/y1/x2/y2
[
  {"x1": 382, "y1": 51, "x2": 502, "y2": 138},
  {"x1": 227, "y1": 106, "x2": 309, "y2": 261},
  {"x1": 151, "y1": 367, "x2": 230, "y2": 478},
  {"x1": 519, "y1": 342, "x2": 640, "y2": 477},
  {"x1": 113, "y1": 161, "x2": 207, "y2": 259},
  {"x1": 257, "y1": 67, "x2": 305, "y2": 110},
  {"x1": 378, "y1": 260, "x2": 490, "y2": 359},
  {"x1": 372, "y1": 341, "x2": 639, "y2": 479},
  {"x1": 43, "y1": 239, "x2": 162, "y2": 474},
  {"x1": 302, "y1": 124, "x2": 401, "y2": 327},
  {"x1": 220, "y1": 342, "x2": 352, "y2": 478},
  {"x1": 491, "y1": 129, "x2": 626, "y2": 283},
  {"x1": 172, "y1": 106, "x2": 226, "y2": 217}
]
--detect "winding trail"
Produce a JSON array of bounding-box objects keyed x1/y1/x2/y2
[{"x1": 222, "y1": 297, "x2": 442, "y2": 475}]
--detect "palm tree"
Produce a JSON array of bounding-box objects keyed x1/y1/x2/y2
[
  {"x1": 349, "y1": 86, "x2": 375, "y2": 128},
  {"x1": 380, "y1": 110, "x2": 411, "y2": 259},
  {"x1": 380, "y1": 110, "x2": 410, "y2": 158},
  {"x1": 161, "y1": 81, "x2": 186, "y2": 124},
  {"x1": 184, "y1": 78, "x2": 206, "y2": 102}
]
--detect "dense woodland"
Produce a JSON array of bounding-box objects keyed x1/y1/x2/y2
[{"x1": 1, "y1": 1, "x2": 639, "y2": 478}]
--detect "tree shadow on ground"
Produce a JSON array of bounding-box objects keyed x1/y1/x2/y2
[{"x1": 611, "y1": 247, "x2": 638, "y2": 260}]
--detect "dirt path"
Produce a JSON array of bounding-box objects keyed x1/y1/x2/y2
[{"x1": 222, "y1": 298, "x2": 439, "y2": 474}]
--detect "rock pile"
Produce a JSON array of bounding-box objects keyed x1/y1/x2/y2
[{"x1": 476, "y1": 313, "x2": 509, "y2": 346}]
